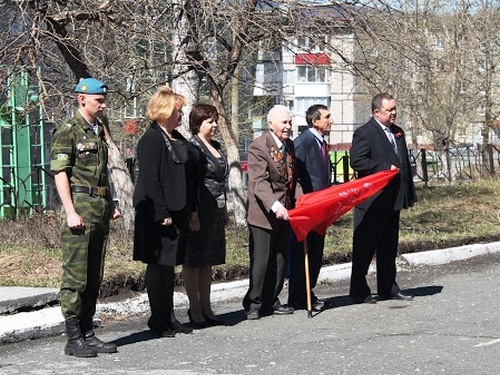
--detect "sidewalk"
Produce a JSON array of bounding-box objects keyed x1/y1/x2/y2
[{"x1": 1, "y1": 241, "x2": 499, "y2": 344}]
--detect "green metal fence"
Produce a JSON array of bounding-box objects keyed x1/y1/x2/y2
[{"x1": 0, "y1": 69, "x2": 46, "y2": 219}]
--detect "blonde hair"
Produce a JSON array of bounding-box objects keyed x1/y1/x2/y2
[{"x1": 146, "y1": 86, "x2": 185, "y2": 123}]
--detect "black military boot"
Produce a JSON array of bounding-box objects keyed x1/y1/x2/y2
[
  {"x1": 64, "y1": 318, "x2": 97, "y2": 357},
  {"x1": 81, "y1": 318, "x2": 118, "y2": 354}
]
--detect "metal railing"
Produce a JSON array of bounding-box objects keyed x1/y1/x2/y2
[
  {"x1": 1, "y1": 165, "x2": 58, "y2": 219},
  {"x1": 328, "y1": 144, "x2": 500, "y2": 185},
  {"x1": 2, "y1": 144, "x2": 499, "y2": 218},
  {"x1": 410, "y1": 144, "x2": 500, "y2": 184},
  {"x1": 331, "y1": 151, "x2": 353, "y2": 184}
]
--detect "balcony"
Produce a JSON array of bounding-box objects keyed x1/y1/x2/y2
[{"x1": 293, "y1": 83, "x2": 330, "y2": 97}]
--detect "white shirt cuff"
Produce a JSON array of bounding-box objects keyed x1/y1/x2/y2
[{"x1": 271, "y1": 201, "x2": 284, "y2": 213}]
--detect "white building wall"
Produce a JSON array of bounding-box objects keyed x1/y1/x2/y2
[{"x1": 253, "y1": 32, "x2": 370, "y2": 149}]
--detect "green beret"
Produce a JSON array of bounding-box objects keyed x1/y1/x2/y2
[{"x1": 75, "y1": 78, "x2": 108, "y2": 95}]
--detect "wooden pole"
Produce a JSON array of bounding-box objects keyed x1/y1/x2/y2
[{"x1": 304, "y1": 238, "x2": 313, "y2": 318}]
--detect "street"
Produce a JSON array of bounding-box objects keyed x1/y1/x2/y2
[{"x1": 1, "y1": 253, "x2": 499, "y2": 375}]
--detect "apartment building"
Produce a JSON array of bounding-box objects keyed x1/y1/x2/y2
[{"x1": 252, "y1": 31, "x2": 370, "y2": 151}]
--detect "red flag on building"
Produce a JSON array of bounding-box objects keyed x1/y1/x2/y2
[
  {"x1": 289, "y1": 169, "x2": 399, "y2": 242},
  {"x1": 123, "y1": 118, "x2": 138, "y2": 136}
]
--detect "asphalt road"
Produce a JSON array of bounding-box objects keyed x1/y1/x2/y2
[{"x1": 1, "y1": 253, "x2": 499, "y2": 375}]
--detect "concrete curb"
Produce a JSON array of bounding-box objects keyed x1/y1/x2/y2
[
  {"x1": 0, "y1": 306, "x2": 65, "y2": 344},
  {"x1": 1, "y1": 241, "x2": 499, "y2": 344},
  {"x1": 400, "y1": 241, "x2": 500, "y2": 266},
  {"x1": 0, "y1": 287, "x2": 59, "y2": 315}
]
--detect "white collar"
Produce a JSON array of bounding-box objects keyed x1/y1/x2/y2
[
  {"x1": 374, "y1": 117, "x2": 392, "y2": 132},
  {"x1": 308, "y1": 127, "x2": 326, "y2": 143},
  {"x1": 270, "y1": 131, "x2": 284, "y2": 149}
]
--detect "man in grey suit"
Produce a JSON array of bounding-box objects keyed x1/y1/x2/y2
[
  {"x1": 349, "y1": 93, "x2": 416, "y2": 304},
  {"x1": 288, "y1": 104, "x2": 332, "y2": 311},
  {"x1": 243, "y1": 105, "x2": 301, "y2": 320}
]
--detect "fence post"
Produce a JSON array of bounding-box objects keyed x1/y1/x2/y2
[
  {"x1": 487, "y1": 144, "x2": 495, "y2": 176},
  {"x1": 343, "y1": 152, "x2": 350, "y2": 182},
  {"x1": 331, "y1": 152, "x2": 338, "y2": 184},
  {"x1": 421, "y1": 148, "x2": 429, "y2": 186}
]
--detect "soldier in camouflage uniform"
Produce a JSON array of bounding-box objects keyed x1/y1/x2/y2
[{"x1": 50, "y1": 78, "x2": 121, "y2": 358}]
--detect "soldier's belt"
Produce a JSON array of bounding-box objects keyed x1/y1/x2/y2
[{"x1": 71, "y1": 185, "x2": 107, "y2": 197}]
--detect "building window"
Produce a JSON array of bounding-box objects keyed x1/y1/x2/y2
[
  {"x1": 478, "y1": 59, "x2": 488, "y2": 72},
  {"x1": 264, "y1": 62, "x2": 279, "y2": 76},
  {"x1": 435, "y1": 36, "x2": 444, "y2": 50},
  {"x1": 297, "y1": 66, "x2": 327, "y2": 83},
  {"x1": 298, "y1": 125, "x2": 309, "y2": 135},
  {"x1": 435, "y1": 59, "x2": 445, "y2": 71},
  {"x1": 283, "y1": 70, "x2": 295, "y2": 84},
  {"x1": 295, "y1": 97, "x2": 330, "y2": 116},
  {"x1": 296, "y1": 37, "x2": 327, "y2": 52},
  {"x1": 297, "y1": 37, "x2": 308, "y2": 49}
]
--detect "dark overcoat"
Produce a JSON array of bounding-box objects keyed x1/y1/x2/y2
[{"x1": 133, "y1": 122, "x2": 198, "y2": 265}]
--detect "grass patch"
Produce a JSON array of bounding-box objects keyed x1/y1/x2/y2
[{"x1": 1, "y1": 179, "x2": 499, "y2": 296}]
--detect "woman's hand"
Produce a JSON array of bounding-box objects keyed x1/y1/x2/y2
[
  {"x1": 189, "y1": 211, "x2": 201, "y2": 231},
  {"x1": 161, "y1": 217, "x2": 173, "y2": 226}
]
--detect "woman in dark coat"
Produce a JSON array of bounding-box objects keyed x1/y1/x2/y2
[
  {"x1": 183, "y1": 104, "x2": 228, "y2": 328},
  {"x1": 133, "y1": 86, "x2": 199, "y2": 338}
]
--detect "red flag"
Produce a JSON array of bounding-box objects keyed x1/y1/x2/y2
[{"x1": 289, "y1": 169, "x2": 399, "y2": 242}]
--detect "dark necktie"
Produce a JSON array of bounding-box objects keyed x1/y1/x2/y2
[
  {"x1": 321, "y1": 140, "x2": 328, "y2": 163},
  {"x1": 385, "y1": 127, "x2": 398, "y2": 155}
]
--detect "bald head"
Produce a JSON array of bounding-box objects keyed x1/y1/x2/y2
[{"x1": 267, "y1": 105, "x2": 292, "y2": 141}]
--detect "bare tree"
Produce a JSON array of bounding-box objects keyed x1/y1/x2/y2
[
  {"x1": 467, "y1": 2, "x2": 500, "y2": 175},
  {"x1": 13, "y1": 0, "x2": 498, "y2": 222}
]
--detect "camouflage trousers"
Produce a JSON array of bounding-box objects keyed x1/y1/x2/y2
[{"x1": 59, "y1": 193, "x2": 110, "y2": 320}]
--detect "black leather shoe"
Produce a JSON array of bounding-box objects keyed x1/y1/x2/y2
[
  {"x1": 291, "y1": 300, "x2": 324, "y2": 312},
  {"x1": 148, "y1": 319, "x2": 176, "y2": 338},
  {"x1": 150, "y1": 328, "x2": 176, "y2": 338},
  {"x1": 313, "y1": 298, "x2": 326, "y2": 311},
  {"x1": 380, "y1": 293, "x2": 413, "y2": 302},
  {"x1": 246, "y1": 307, "x2": 260, "y2": 320},
  {"x1": 170, "y1": 320, "x2": 193, "y2": 334},
  {"x1": 273, "y1": 305, "x2": 294, "y2": 315},
  {"x1": 351, "y1": 295, "x2": 377, "y2": 304},
  {"x1": 187, "y1": 310, "x2": 210, "y2": 329},
  {"x1": 202, "y1": 312, "x2": 224, "y2": 326}
]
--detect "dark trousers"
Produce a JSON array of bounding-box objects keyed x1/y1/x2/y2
[
  {"x1": 145, "y1": 263, "x2": 175, "y2": 331},
  {"x1": 288, "y1": 231, "x2": 324, "y2": 307},
  {"x1": 350, "y1": 207, "x2": 400, "y2": 299},
  {"x1": 243, "y1": 223, "x2": 290, "y2": 314}
]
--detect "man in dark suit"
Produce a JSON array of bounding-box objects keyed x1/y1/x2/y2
[
  {"x1": 349, "y1": 93, "x2": 416, "y2": 304},
  {"x1": 243, "y1": 105, "x2": 301, "y2": 320},
  {"x1": 288, "y1": 104, "x2": 332, "y2": 311}
]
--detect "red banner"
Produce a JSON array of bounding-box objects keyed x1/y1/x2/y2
[{"x1": 289, "y1": 169, "x2": 399, "y2": 242}]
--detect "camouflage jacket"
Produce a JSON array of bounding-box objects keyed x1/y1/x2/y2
[{"x1": 50, "y1": 111, "x2": 109, "y2": 188}]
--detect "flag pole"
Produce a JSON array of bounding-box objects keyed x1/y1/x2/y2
[{"x1": 304, "y1": 237, "x2": 313, "y2": 318}]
